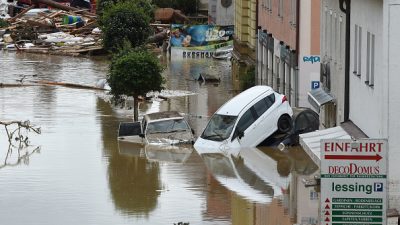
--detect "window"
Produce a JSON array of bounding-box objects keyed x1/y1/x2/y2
[
  {"x1": 201, "y1": 114, "x2": 238, "y2": 141},
  {"x1": 278, "y1": 0, "x2": 283, "y2": 17},
  {"x1": 366, "y1": 32, "x2": 370, "y2": 83},
  {"x1": 232, "y1": 109, "x2": 256, "y2": 140},
  {"x1": 253, "y1": 98, "x2": 269, "y2": 117},
  {"x1": 358, "y1": 25, "x2": 362, "y2": 76},
  {"x1": 366, "y1": 32, "x2": 375, "y2": 86},
  {"x1": 324, "y1": 7, "x2": 328, "y2": 56},
  {"x1": 290, "y1": 0, "x2": 297, "y2": 25},
  {"x1": 266, "y1": 93, "x2": 275, "y2": 107},
  {"x1": 353, "y1": 24, "x2": 358, "y2": 74},
  {"x1": 339, "y1": 16, "x2": 343, "y2": 63},
  {"x1": 329, "y1": 10, "x2": 333, "y2": 59},
  {"x1": 371, "y1": 34, "x2": 375, "y2": 85},
  {"x1": 333, "y1": 13, "x2": 337, "y2": 61},
  {"x1": 268, "y1": 0, "x2": 272, "y2": 10}
]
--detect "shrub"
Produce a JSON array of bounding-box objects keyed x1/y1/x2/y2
[{"x1": 99, "y1": 1, "x2": 152, "y2": 52}]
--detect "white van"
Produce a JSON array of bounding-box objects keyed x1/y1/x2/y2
[{"x1": 194, "y1": 86, "x2": 293, "y2": 149}]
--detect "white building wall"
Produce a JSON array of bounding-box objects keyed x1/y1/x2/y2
[
  {"x1": 385, "y1": 0, "x2": 400, "y2": 211},
  {"x1": 208, "y1": 0, "x2": 234, "y2": 25},
  {"x1": 299, "y1": 0, "x2": 320, "y2": 108},
  {"x1": 349, "y1": 0, "x2": 383, "y2": 138},
  {"x1": 350, "y1": 0, "x2": 400, "y2": 211},
  {"x1": 320, "y1": 0, "x2": 346, "y2": 125}
]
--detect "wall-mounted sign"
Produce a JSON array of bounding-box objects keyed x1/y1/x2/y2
[
  {"x1": 170, "y1": 24, "x2": 234, "y2": 58},
  {"x1": 320, "y1": 139, "x2": 387, "y2": 225},
  {"x1": 311, "y1": 81, "x2": 320, "y2": 90}
]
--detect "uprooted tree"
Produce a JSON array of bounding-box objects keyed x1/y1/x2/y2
[
  {"x1": 0, "y1": 120, "x2": 41, "y2": 146},
  {"x1": 107, "y1": 49, "x2": 164, "y2": 121},
  {"x1": 0, "y1": 120, "x2": 41, "y2": 169}
]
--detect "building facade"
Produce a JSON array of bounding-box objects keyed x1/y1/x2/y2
[
  {"x1": 232, "y1": 0, "x2": 257, "y2": 90},
  {"x1": 297, "y1": 0, "x2": 320, "y2": 108},
  {"x1": 348, "y1": 0, "x2": 400, "y2": 211},
  {"x1": 313, "y1": 0, "x2": 346, "y2": 128},
  {"x1": 257, "y1": 0, "x2": 297, "y2": 101},
  {"x1": 208, "y1": 0, "x2": 234, "y2": 25},
  {"x1": 317, "y1": 0, "x2": 400, "y2": 212},
  {"x1": 257, "y1": 0, "x2": 318, "y2": 107}
]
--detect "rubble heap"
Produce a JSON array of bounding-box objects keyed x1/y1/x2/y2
[{"x1": 0, "y1": 0, "x2": 104, "y2": 56}]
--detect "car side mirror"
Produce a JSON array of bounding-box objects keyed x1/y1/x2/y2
[
  {"x1": 139, "y1": 133, "x2": 145, "y2": 138},
  {"x1": 191, "y1": 128, "x2": 195, "y2": 135},
  {"x1": 237, "y1": 130, "x2": 244, "y2": 139}
]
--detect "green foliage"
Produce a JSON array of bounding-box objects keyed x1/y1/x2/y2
[
  {"x1": 99, "y1": 1, "x2": 153, "y2": 52},
  {"x1": 97, "y1": 0, "x2": 154, "y2": 18},
  {"x1": 96, "y1": 0, "x2": 116, "y2": 17},
  {"x1": 0, "y1": 18, "x2": 9, "y2": 28},
  {"x1": 152, "y1": 0, "x2": 199, "y2": 14},
  {"x1": 107, "y1": 49, "x2": 165, "y2": 100},
  {"x1": 240, "y1": 66, "x2": 256, "y2": 90}
]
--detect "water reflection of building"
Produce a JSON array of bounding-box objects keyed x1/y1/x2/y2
[{"x1": 196, "y1": 146, "x2": 319, "y2": 225}]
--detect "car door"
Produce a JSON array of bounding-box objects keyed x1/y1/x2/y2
[
  {"x1": 118, "y1": 121, "x2": 144, "y2": 144},
  {"x1": 250, "y1": 94, "x2": 277, "y2": 145},
  {"x1": 231, "y1": 108, "x2": 257, "y2": 147}
]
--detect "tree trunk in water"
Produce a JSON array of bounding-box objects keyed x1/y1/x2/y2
[{"x1": 133, "y1": 95, "x2": 139, "y2": 121}]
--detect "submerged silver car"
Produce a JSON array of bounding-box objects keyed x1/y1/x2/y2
[{"x1": 118, "y1": 111, "x2": 195, "y2": 145}]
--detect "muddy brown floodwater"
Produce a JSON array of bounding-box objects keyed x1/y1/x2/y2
[{"x1": 0, "y1": 51, "x2": 319, "y2": 225}]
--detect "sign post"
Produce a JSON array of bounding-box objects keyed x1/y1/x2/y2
[{"x1": 320, "y1": 139, "x2": 387, "y2": 225}]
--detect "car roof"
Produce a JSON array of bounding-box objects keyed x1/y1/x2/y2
[
  {"x1": 216, "y1": 86, "x2": 274, "y2": 116},
  {"x1": 145, "y1": 111, "x2": 184, "y2": 121}
]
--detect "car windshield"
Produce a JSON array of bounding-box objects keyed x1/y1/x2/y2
[
  {"x1": 201, "y1": 114, "x2": 237, "y2": 141},
  {"x1": 146, "y1": 119, "x2": 190, "y2": 134}
]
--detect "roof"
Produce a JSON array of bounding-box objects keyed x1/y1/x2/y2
[
  {"x1": 216, "y1": 86, "x2": 273, "y2": 116},
  {"x1": 308, "y1": 88, "x2": 334, "y2": 112},
  {"x1": 299, "y1": 126, "x2": 351, "y2": 165},
  {"x1": 145, "y1": 111, "x2": 183, "y2": 121}
]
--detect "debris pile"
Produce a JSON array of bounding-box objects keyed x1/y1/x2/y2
[{"x1": 0, "y1": 0, "x2": 104, "y2": 56}]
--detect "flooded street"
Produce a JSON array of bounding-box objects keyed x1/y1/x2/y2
[{"x1": 0, "y1": 51, "x2": 319, "y2": 225}]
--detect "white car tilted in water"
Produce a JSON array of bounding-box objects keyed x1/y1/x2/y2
[{"x1": 194, "y1": 85, "x2": 293, "y2": 149}]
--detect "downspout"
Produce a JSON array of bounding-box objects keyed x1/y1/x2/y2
[
  {"x1": 295, "y1": 0, "x2": 300, "y2": 106},
  {"x1": 256, "y1": 26, "x2": 261, "y2": 85},
  {"x1": 255, "y1": 0, "x2": 260, "y2": 85},
  {"x1": 339, "y1": 0, "x2": 350, "y2": 121}
]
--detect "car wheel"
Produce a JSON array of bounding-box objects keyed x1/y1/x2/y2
[{"x1": 277, "y1": 114, "x2": 293, "y2": 133}]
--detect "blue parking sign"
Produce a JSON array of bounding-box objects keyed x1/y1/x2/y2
[{"x1": 311, "y1": 81, "x2": 320, "y2": 89}]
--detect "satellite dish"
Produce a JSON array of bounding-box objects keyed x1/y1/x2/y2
[{"x1": 221, "y1": 0, "x2": 232, "y2": 8}]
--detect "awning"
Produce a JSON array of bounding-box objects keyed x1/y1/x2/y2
[
  {"x1": 308, "y1": 88, "x2": 335, "y2": 112},
  {"x1": 299, "y1": 126, "x2": 351, "y2": 166}
]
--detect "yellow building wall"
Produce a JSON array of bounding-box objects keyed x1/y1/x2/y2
[{"x1": 232, "y1": 0, "x2": 257, "y2": 91}]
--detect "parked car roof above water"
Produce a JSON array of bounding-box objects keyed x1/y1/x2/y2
[
  {"x1": 217, "y1": 86, "x2": 274, "y2": 116},
  {"x1": 145, "y1": 111, "x2": 183, "y2": 121}
]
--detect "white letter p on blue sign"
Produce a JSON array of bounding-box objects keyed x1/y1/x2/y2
[{"x1": 311, "y1": 81, "x2": 320, "y2": 89}]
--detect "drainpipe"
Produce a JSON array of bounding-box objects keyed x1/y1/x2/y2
[
  {"x1": 294, "y1": 0, "x2": 300, "y2": 106},
  {"x1": 269, "y1": 33, "x2": 274, "y2": 89},
  {"x1": 339, "y1": 0, "x2": 350, "y2": 121},
  {"x1": 256, "y1": 26, "x2": 261, "y2": 84}
]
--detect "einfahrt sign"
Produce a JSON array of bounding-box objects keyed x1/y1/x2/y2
[{"x1": 320, "y1": 139, "x2": 387, "y2": 225}]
